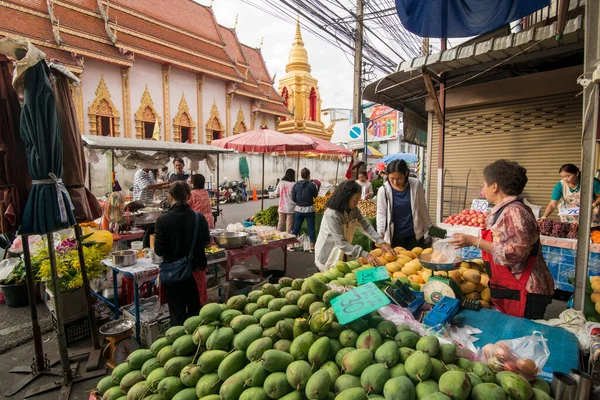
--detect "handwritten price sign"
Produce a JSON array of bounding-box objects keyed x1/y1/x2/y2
[
  {"x1": 356, "y1": 266, "x2": 390, "y2": 285},
  {"x1": 330, "y1": 282, "x2": 390, "y2": 325},
  {"x1": 471, "y1": 199, "x2": 489, "y2": 212}
]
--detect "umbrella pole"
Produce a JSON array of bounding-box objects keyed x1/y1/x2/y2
[
  {"x1": 261, "y1": 153, "x2": 265, "y2": 211},
  {"x1": 23, "y1": 236, "x2": 45, "y2": 372},
  {"x1": 46, "y1": 233, "x2": 73, "y2": 382},
  {"x1": 297, "y1": 152, "x2": 300, "y2": 175},
  {"x1": 216, "y1": 154, "x2": 220, "y2": 219},
  {"x1": 335, "y1": 157, "x2": 340, "y2": 186},
  {"x1": 74, "y1": 225, "x2": 101, "y2": 352}
]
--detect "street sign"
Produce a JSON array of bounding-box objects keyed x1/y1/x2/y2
[
  {"x1": 330, "y1": 282, "x2": 390, "y2": 325},
  {"x1": 347, "y1": 141, "x2": 365, "y2": 150},
  {"x1": 356, "y1": 266, "x2": 389, "y2": 285},
  {"x1": 349, "y1": 124, "x2": 363, "y2": 140}
]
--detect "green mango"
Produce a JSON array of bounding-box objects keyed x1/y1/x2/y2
[{"x1": 286, "y1": 360, "x2": 312, "y2": 390}]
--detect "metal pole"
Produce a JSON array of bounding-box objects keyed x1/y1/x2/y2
[
  {"x1": 22, "y1": 236, "x2": 45, "y2": 373},
  {"x1": 216, "y1": 154, "x2": 220, "y2": 218},
  {"x1": 574, "y1": 0, "x2": 600, "y2": 310},
  {"x1": 261, "y1": 153, "x2": 265, "y2": 211},
  {"x1": 352, "y1": 0, "x2": 364, "y2": 125},
  {"x1": 435, "y1": 39, "x2": 447, "y2": 223},
  {"x1": 74, "y1": 225, "x2": 100, "y2": 349},
  {"x1": 297, "y1": 152, "x2": 300, "y2": 176},
  {"x1": 335, "y1": 157, "x2": 340, "y2": 186},
  {"x1": 46, "y1": 233, "x2": 73, "y2": 382}
]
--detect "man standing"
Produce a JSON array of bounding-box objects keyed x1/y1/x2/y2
[
  {"x1": 168, "y1": 158, "x2": 190, "y2": 182},
  {"x1": 133, "y1": 168, "x2": 169, "y2": 202}
]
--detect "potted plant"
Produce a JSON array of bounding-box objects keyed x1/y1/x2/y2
[{"x1": 0, "y1": 259, "x2": 31, "y2": 307}]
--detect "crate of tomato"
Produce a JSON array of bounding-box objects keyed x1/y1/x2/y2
[{"x1": 444, "y1": 209, "x2": 488, "y2": 228}]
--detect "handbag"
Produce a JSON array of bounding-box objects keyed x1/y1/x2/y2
[{"x1": 159, "y1": 211, "x2": 200, "y2": 285}]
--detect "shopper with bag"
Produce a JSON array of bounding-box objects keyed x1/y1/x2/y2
[
  {"x1": 315, "y1": 180, "x2": 395, "y2": 272},
  {"x1": 155, "y1": 181, "x2": 211, "y2": 326},
  {"x1": 449, "y1": 160, "x2": 554, "y2": 319}
]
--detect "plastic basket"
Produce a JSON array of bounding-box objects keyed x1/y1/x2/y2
[
  {"x1": 423, "y1": 296, "x2": 460, "y2": 328},
  {"x1": 52, "y1": 314, "x2": 91, "y2": 346},
  {"x1": 44, "y1": 286, "x2": 88, "y2": 324},
  {"x1": 121, "y1": 295, "x2": 170, "y2": 348}
]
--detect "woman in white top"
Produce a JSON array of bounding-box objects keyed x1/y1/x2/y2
[
  {"x1": 356, "y1": 170, "x2": 374, "y2": 199},
  {"x1": 275, "y1": 169, "x2": 296, "y2": 233},
  {"x1": 315, "y1": 180, "x2": 395, "y2": 271},
  {"x1": 376, "y1": 160, "x2": 432, "y2": 249}
]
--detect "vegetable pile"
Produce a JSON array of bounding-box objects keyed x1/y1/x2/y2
[
  {"x1": 536, "y1": 220, "x2": 577, "y2": 239},
  {"x1": 357, "y1": 200, "x2": 377, "y2": 218},
  {"x1": 96, "y1": 260, "x2": 554, "y2": 400},
  {"x1": 313, "y1": 195, "x2": 330, "y2": 214},
  {"x1": 252, "y1": 206, "x2": 279, "y2": 227}
]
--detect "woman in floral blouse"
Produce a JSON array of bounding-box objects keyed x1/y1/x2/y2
[
  {"x1": 189, "y1": 174, "x2": 215, "y2": 229},
  {"x1": 450, "y1": 160, "x2": 554, "y2": 319}
]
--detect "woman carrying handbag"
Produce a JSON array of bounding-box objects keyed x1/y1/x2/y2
[{"x1": 155, "y1": 182, "x2": 211, "y2": 326}]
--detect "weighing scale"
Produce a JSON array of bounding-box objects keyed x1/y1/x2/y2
[
  {"x1": 418, "y1": 254, "x2": 464, "y2": 304},
  {"x1": 99, "y1": 319, "x2": 139, "y2": 369}
]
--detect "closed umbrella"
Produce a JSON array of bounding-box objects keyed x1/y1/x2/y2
[
  {"x1": 212, "y1": 128, "x2": 315, "y2": 210},
  {"x1": 0, "y1": 58, "x2": 30, "y2": 233},
  {"x1": 50, "y1": 64, "x2": 102, "y2": 223},
  {"x1": 1, "y1": 40, "x2": 76, "y2": 234},
  {"x1": 381, "y1": 152, "x2": 419, "y2": 163}
]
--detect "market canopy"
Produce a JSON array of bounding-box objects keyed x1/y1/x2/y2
[
  {"x1": 211, "y1": 128, "x2": 316, "y2": 153},
  {"x1": 382, "y1": 152, "x2": 418, "y2": 163},
  {"x1": 395, "y1": 0, "x2": 550, "y2": 38},
  {"x1": 82, "y1": 135, "x2": 232, "y2": 170}
]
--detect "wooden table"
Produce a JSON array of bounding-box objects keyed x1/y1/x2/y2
[{"x1": 224, "y1": 238, "x2": 299, "y2": 279}]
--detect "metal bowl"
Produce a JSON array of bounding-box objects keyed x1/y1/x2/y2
[
  {"x1": 418, "y1": 253, "x2": 463, "y2": 271},
  {"x1": 211, "y1": 232, "x2": 248, "y2": 249},
  {"x1": 111, "y1": 249, "x2": 137, "y2": 267},
  {"x1": 138, "y1": 207, "x2": 162, "y2": 218},
  {"x1": 99, "y1": 319, "x2": 135, "y2": 336}
]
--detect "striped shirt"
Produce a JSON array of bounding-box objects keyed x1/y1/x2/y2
[{"x1": 133, "y1": 169, "x2": 155, "y2": 202}]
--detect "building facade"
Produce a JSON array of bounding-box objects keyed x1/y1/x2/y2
[{"x1": 0, "y1": 0, "x2": 290, "y2": 145}]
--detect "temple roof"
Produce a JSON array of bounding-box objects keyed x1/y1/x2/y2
[{"x1": 0, "y1": 0, "x2": 286, "y2": 107}]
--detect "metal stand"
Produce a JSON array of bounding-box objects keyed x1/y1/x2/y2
[{"x1": 6, "y1": 230, "x2": 107, "y2": 399}]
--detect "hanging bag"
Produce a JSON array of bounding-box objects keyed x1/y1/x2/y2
[{"x1": 159, "y1": 212, "x2": 199, "y2": 284}]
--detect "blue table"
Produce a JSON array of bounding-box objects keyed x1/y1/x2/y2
[{"x1": 455, "y1": 309, "x2": 579, "y2": 379}]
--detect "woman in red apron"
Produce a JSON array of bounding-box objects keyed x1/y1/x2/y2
[{"x1": 450, "y1": 160, "x2": 554, "y2": 319}]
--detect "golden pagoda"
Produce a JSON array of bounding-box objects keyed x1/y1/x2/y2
[{"x1": 277, "y1": 18, "x2": 333, "y2": 140}]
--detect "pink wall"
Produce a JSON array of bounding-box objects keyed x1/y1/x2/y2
[
  {"x1": 129, "y1": 58, "x2": 164, "y2": 139},
  {"x1": 81, "y1": 60, "x2": 123, "y2": 136},
  {"x1": 169, "y1": 67, "x2": 198, "y2": 142}
]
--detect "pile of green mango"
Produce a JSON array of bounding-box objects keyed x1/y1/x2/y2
[{"x1": 96, "y1": 275, "x2": 554, "y2": 400}]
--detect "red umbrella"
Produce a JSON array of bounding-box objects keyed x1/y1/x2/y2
[
  {"x1": 212, "y1": 128, "x2": 315, "y2": 210},
  {"x1": 290, "y1": 134, "x2": 352, "y2": 155}
]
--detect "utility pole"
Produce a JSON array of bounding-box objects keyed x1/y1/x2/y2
[{"x1": 352, "y1": 0, "x2": 365, "y2": 162}]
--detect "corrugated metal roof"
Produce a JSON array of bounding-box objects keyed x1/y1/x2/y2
[
  {"x1": 82, "y1": 135, "x2": 232, "y2": 154},
  {"x1": 363, "y1": 15, "x2": 584, "y2": 118}
]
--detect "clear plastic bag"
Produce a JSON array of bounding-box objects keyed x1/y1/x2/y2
[
  {"x1": 431, "y1": 238, "x2": 457, "y2": 263},
  {"x1": 479, "y1": 331, "x2": 550, "y2": 381}
]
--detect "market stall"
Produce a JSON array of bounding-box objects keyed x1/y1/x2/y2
[{"x1": 93, "y1": 241, "x2": 589, "y2": 400}]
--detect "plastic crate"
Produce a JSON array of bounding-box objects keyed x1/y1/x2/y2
[
  {"x1": 52, "y1": 314, "x2": 91, "y2": 346},
  {"x1": 207, "y1": 283, "x2": 229, "y2": 304},
  {"x1": 121, "y1": 296, "x2": 170, "y2": 348},
  {"x1": 423, "y1": 296, "x2": 460, "y2": 328},
  {"x1": 43, "y1": 286, "x2": 88, "y2": 324}
]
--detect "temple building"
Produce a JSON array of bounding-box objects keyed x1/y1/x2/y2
[
  {"x1": 0, "y1": 0, "x2": 291, "y2": 144},
  {"x1": 277, "y1": 20, "x2": 333, "y2": 140}
]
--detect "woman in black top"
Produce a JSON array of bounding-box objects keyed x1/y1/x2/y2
[
  {"x1": 155, "y1": 182, "x2": 210, "y2": 326},
  {"x1": 291, "y1": 168, "x2": 319, "y2": 252}
]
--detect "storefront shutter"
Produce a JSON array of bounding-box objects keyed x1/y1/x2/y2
[{"x1": 428, "y1": 92, "x2": 582, "y2": 222}]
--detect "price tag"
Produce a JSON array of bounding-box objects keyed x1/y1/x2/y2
[
  {"x1": 330, "y1": 282, "x2": 391, "y2": 325},
  {"x1": 471, "y1": 199, "x2": 489, "y2": 212},
  {"x1": 356, "y1": 266, "x2": 389, "y2": 285}
]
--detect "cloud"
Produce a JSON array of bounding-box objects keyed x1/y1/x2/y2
[{"x1": 201, "y1": 0, "x2": 355, "y2": 109}]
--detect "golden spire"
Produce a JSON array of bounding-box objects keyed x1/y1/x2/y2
[
  {"x1": 286, "y1": 16, "x2": 311, "y2": 73},
  {"x1": 234, "y1": 14, "x2": 239, "y2": 30}
]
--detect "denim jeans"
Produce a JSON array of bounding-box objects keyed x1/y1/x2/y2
[{"x1": 292, "y1": 212, "x2": 316, "y2": 243}]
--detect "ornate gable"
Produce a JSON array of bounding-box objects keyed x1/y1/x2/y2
[
  {"x1": 134, "y1": 85, "x2": 161, "y2": 139},
  {"x1": 88, "y1": 75, "x2": 121, "y2": 136},
  {"x1": 173, "y1": 93, "x2": 196, "y2": 143},
  {"x1": 233, "y1": 105, "x2": 247, "y2": 134}
]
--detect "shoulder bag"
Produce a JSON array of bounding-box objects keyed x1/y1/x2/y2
[{"x1": 159, "y1": 211, "x2": 199, "y2": 284}]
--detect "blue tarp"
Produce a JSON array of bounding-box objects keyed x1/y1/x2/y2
[{"x1": 395, "y1": 0, "x2": 550, "y2": 38}]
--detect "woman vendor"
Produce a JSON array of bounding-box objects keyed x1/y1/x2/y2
[
  {"x1": 540, "y1": 163, "x2": 600, "y2": 226},
  {"x1": 314, "y1": 180, "x2": 395, "y2": 271},
  {"x1": 449, "y1": 160, "x2": 554, "y2": 319}
]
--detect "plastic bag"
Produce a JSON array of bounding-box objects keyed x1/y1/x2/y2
[
  {"x1": 0, "y1": 258, "x2": 21, "y2": 281},
  {"x1": 431, "y1": 238, "x2": 457, "y2": 263},
  {"x1": 479, "y1": 331, "x2": 550, "y2": 381},
  {"x1": 296, "y1": 234, "x2": 310, "y2": 251}
]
